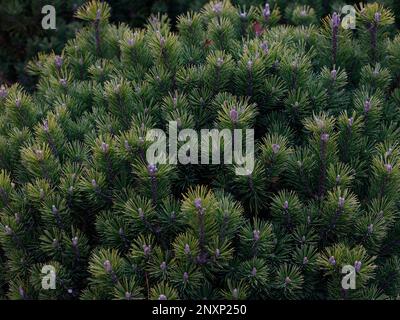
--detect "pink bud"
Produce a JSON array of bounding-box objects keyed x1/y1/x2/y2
[{"x1": 230, "y1": 108, "x2": 239, "y2": 123}]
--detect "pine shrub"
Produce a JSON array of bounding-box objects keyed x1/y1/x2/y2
[{"x1": 0, "y1": 0, "x2": 400, "y2": 300}]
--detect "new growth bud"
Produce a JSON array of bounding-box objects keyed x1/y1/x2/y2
[
  {"x1": 332, "y1": 12, "x2": 341, "y2": 28},
  {"x1": 263, "y1": 3, "x2": 271, "y2": 21}
]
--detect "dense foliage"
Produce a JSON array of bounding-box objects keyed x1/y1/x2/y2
[
  {"x1": 1, "y1": 0, "x2": 400, "y2": 300},
  {"x1": 2, "y1": 0, "x2": 399, "y2": 88},
  {"x1": 0, "y1": 0, "x2": 207, "y2": 88}
]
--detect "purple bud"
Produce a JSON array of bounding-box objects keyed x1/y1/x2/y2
[
  {"x1": 124, "y1": 140, "x2": 131, "y2": 151},
  {"x1": 96, "y1": 9, "x2": 101, "y2": 20},
  {"x1": 247, "y1": 60, "x2": 253, "y2": 70},
  {"x1": 338, "y1": 197, "x2": 345, "y2": 208},
  {"x1": 35, "y1": 149, "x2": 44, "y2": 161},
  {"x1": 43, "y1": 120, "x2": 49, "y2": 132},
  {"x1": 59, "y1": 78, "x2": 67, "y2": 87},
  {"x1": 160, "y1": 261, "x2": 167, "y2": 271},
  {"x1": 215, "y1": 248, "x2": 220, "y2": 258},
  {"x1": 329, "y1": 256, "x2": 336, "y2": 266},
  {"x1": 239, "y1": 12, "x2": 247, "y2": 19},
  {"x1": 331, "y1": 69, "x2": 337, "y2": 80},
  {"x1": 72, "y1": 236, "x2": 78, "y2": 247},
  {"x1": 101, "y1": 142, "x2": 109, "y2": 153},
  {"x1": 194, "y1": 198, "x2": 202, "y2": 209},
  {"x1": 348, "y1": 117, "x2": 354, "y2": 126},
  {"x1": 374, "y1": 12, "x2": 381, "y2": 24},
  {"x1": 321, "y1": 133, "x2": 330, "y2": 142},
  {"x1": 216, "y1": 57, "x2": 224, "y2": 67},
  {"x1": 183, "y1": 272, "x2": 189, "y2": 282},
  {"x1": 159, "y1": 36, "x2": 166, "y2": 47},
  {"x1": 251, "y1": 267, "x2": 257, "y2": 276},
  {"x1": 184, "y1": 243, "x2": 191, "y2": 255},
  {"x1": 54, "y1": 55, "x2": 63, "y2": 69},
  {"x1": 91, "y1": 179, "x2": 97, "y2": 188},
  {"x1": 285, "y1": 277, "x2": 291, "y2": 284},
  {"x1": 0, "y1": 86, "x2": 7, "y2": 99},
  {"x1": 127, "y1": 38, "x2": 135, "y2": 46},
  {"x1": 147, "y1": 163, "x2": 157, "y2": 176},
  {"x1": 384, "y1": 163, "x2": 393, "y2": 174},
  {"x1": 103, "y1": 260, "x2": 112, "y2": 273},
  {"x1": 263, "y1": 3, "x2": 271, "y2": 21},
  {"x1": 230, "y1": 108, "x2": 239, "y2": 123},
  {"x1": 332, "y1": 12, "x2": 341, "y2": 28},
  {"x1": 138, "y1": 208, "x2": 144, "y2": 219},
  {"x1": 260, "y1": 41, "x2": 269, "y2": 54},
  {"x1": 364, "y1": 99, "x2": 371, "y2": 113},
  {"x1": 52, "y1": 205, "x2": 58, "y2": 214},
  {"x1": 158, "y1": 294, "x2": 167, "y2": 300},
  {"x1": 354, "y1": 260, "x2": 362, "y2": 272},
  {"x1": 213, "y1": 2, "x2": 223, "y2": 14},
  {"x1": 253, "y1": 229, "x2": 260, "y2": 241},
  {"x1": 272, "y1": 144, "x2": 281, "y2": 154},
  {"x1": 303, "y1": 256, "x2": 309, "y2": 265},
  {"x1": 15, "y1": 98, "x2": 21, "y2": 108},
  {"x1": 4, "y1": 225, "x2": 12, "y2": 235},
  {"x1": 367, "y1": 224, "x2": 374, "y2": 234},
  {"x1": 14, "y1": 213, "x2": 20, "y2": 224},
  {"x1": 143, "y1": 244, "x2": 151, "y2": 256},
  {"x1": 19, "y1": 287, "x2": 25, "y2": 298},
  {"x1": 283, "y1": 200, "x2": 289, "y2": 210}
]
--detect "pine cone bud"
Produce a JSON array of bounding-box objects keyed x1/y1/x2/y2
[
  {"x1": 332, "y1": 12, "x2": 341, "y2": 28},
  {"x1": 103, "y1": 260, "x2": 112, "y2": 273},
  {"x1": 338, "y1": 197, "x2": 345, "y2": 208},
  {"x1": 272, "y1": 144, "x2": 281, "y2": 154},
  {"x1": 354, "y1": 260, "x2": 362, "y2": 272},
  {"x1": 253, "y1": 229, "x2": 260, "y2": 241},
  {"x1": 364, "y1": 99, "x2": 371, "y2": 113},
  {"x1": 184, "y1": 243, "x2": 191, "y2": 254},
  {"x1": 147, "y1": 163, "x2": 157, "y2": 176},
  {"x1": 194, "y1": 198, "x2": 202, "y2": 209},
  {"x1": 384, "y1": 163, "x2": 393, "y2": 173},
  {"x1": 374, "y1": 12, "x2": 381, "y2": 24},
  {"x1": 321, "y1": 133, "x2": 330, "y2": 142},
  {"x1": 230, "y1": 108, "x2": 239, "y2": 123},
  {"x1": 54, "y1": 55, "x2": 63, "y2": 69},
  {"x1": 263, "y1": 3, "x2": 271, "y2": 21}
]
